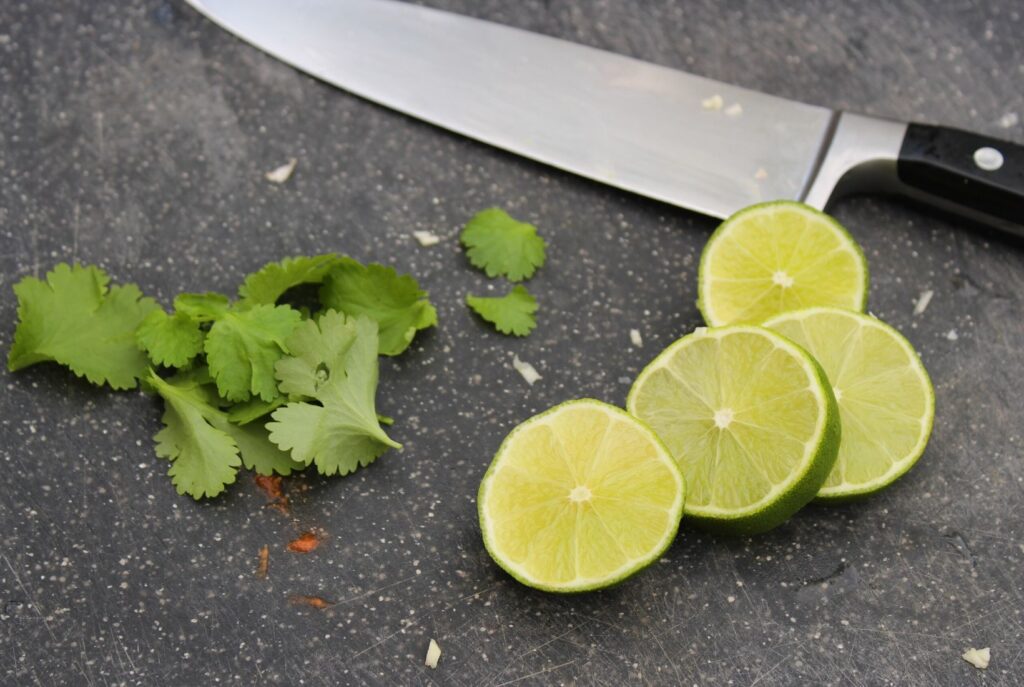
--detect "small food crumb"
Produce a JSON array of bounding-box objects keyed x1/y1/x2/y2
[
  {"x1": 999, "y1": 112, "x2": 1019, "y2": 128},
  {"x1": 962, "y1": 647, "x2": 990, "y2": 669},
  {"x1": 412, "y1": 230, "x2": 441, "y2": 247},
  {"x1": 254, "y1": 474, "x2": 283, "y2": 500},
  {"x1": 724, "y1": 103, "x2": 743, "y2": 117},
  {"x1": 256, "y1": 545, "x2": 269, "y2": 579},
  {"x1": 913, "y1": 289, "x2": 934, "y2": 315},
  {"x1": 287, "y1": 531, "x2": 321, "y2": 553},
  {"x1": 701, "y1": 94, "x2": 724, "y2": 110},
  {"x1": 629, "y1": 328, "x2": 643, "y2": 348},
  {"x1": 425, "y1": 639, "x2": 442, "y2": 668},
  {"x1": 945, "y1": 329, "x2": 959, "y2": 341},
  {"x1": 754, "y1": 167, "x2": 768, "y2": 181},
  {"x1": 512, "y1": 355, "x2": 541, "y2": 386},
  {"x1": 265, "y1": 158, "x2": 298, "y2": 183},
  {"x1": 289, "y1": 595, "x2": 332, "y2": 609}
]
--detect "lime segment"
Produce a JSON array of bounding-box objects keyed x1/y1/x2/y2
[
  {"x1": 698, "y1": 201, "x2": 868, "y2": 326},
  {"x1": 478, "y1": 399, "x2": 685, "y2": 592},
  {"x1": 764, "y1": 307, "x2": 934, "y2": 500},
  {"x1": 627, "y1": 326, "x2": 840, "y2": 534}
]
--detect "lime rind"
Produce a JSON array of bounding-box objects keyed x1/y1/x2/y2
[
  {"x1": 763, "y1": 307, "x2": 935, "y2": 501},
  {"x1": 697, "y1": 201, "x2": 869, "y2": 327},
  {"x1": 627, "y1": 326, "x2": 840, "y2": 535},
  {"x1": 477, "y1": 399, "x2": 685, "y2": 593}
]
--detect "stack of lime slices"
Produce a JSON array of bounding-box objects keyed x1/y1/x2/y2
[{"x1": 478, "y1": 201, "x2": 935, "y2": 592}]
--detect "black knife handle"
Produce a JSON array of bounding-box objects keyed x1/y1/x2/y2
[{"x1": 897, "y1": 123, "x2": 1024, "y2": 227}]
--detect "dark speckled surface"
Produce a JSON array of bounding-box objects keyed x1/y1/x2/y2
[{"x1": 2, "y1": 1, "x2": 1023, "y2": 685}]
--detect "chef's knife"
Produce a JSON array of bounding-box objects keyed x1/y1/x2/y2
[{"x1": 186, "y1": 0, "x2": 1024, "y2": 238}]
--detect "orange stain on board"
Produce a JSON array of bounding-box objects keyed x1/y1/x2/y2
[
  {"x1": 256, "y1": 545, "x2": 269, "y2": 579},
  {"x1": 289, "y1": 595, "x2": 333, "y2": 609},
  {"x1": 254, "y1": 474, "x2": 290, "y2": 514},
  {"x1": 287, "y1": 531, "x2": 321, "y2": 553}
]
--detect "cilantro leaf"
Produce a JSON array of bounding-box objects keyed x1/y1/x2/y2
[
  {"x1": 267, "y1": 311, "x2": 400, "y2": 476},
  {"x1": 136, "y1": 309, "x2": 204, "y2": 368},
  {"x1": 238, "y1": 254, "x2": 344, "y2": 305},
  {"x1": 466, "y1": 285, "x2": 538, "y2": 336},
  {"x1": 149, "y1": 369, "x2": 301, "y2": 497},
  {"x1": 319, "y1": 258, "x2": 437, "y2": 356},
  {"x1": 204, "y1": 304, "x2": 303, "y2": 403},
  {"x1": 221, "y1": 420, "x2": 301, "y2": 476},
  {"x1": 8, "y1": 263, "x2": 159, "y2": 389},
  {"x1": 174, "y1": 292, "x2": 230, "y2": 321},
  {"x1": 460, "y1": 208, "x2": 546, "y2": 281},
  {"x1": 226, "y1": 396, "x2": 287, "y2": 425},
  {"x1": 148, "y1": 369, "x2": 241, "y2": 499},
  {"x1": 273, "y1": 316, "x2": 353, "y2": 399}
]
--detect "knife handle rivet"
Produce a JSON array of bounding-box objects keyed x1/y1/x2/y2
[{"x1": 973, "y1": 146, "x2": 1004, "y2": 171}]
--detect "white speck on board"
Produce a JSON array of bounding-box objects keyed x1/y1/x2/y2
[
  {"x1": 512, "y1": 355, "x2": 541, "y2": 386},
  {"x1": 913, "y1": 289, "x2": 934, "y2": 315},
  {"x1": 265, "y1": 158, "x2": 297, "y2": 183},
  {"x1": 629, "y1": 328, "x2": 643, "y2": 348},
  {"x1": 999, "y1": 112, "x2": 1019, "y2": 128},
  {"x1": 701, "y1": 94, "x2": 724, "y2": 110},
  {"x1": 945, "y1": 329, "x2": 958, "y2": 341},
  {"x1": 425, "y1": 639, "x2": 442, "y2": 668},
  {"x1": 412, "y1": 230, "x2": 441, "y2": 247},
  {"x1": 961, "y1": 647, "x2": 989, "y2": 669},
  {"x1": 724, "y1": 103, "x2": 743, "y2": 117}
]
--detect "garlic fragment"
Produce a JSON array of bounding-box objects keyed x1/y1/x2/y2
[
  {"x1": 701, "y1": 94, "x2": 724, "y2": 110},
  {"x1": 265, "y1": 158, "x2": 298, "y2": 183},
  {"x1": 724, "y1": 103, "x2": 743, "y2": 117},
  {"x1": 512, "y1": 355, "x2": 541, "y2": 386},
  {"x1": 913, "y1": 289, "x2": 934, "y2": 315},
  {"x1": 412, "y1": 230, "x2": 441, "y2": 247},
  {"x1": 425, "y1": 639, "x2": 442, "y2": 668},
  {"x1": 961, "y1": 647, "x2": 990, "y2": 670}
]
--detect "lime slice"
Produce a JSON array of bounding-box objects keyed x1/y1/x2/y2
[
  {"x1": 627, "y1": 326, "x2": 840, "y2": 534},
  {"x1": 477, "y1": 399, "x2": 684, "y2": 592},
  {"x1": 763, "y1": 307, "x2": 934, "y2": 500},
  {"x1": 698, "y1": 201, "x2": 869, "y2": 327}
]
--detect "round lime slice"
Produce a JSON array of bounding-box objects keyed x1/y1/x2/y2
[
  {"x1": 764, "y1": 307, "x2": 935, "y2": 500},
  {"x1": 698, "y1": 201, "x2": 869, "y2": 326},
  {"x1": 627, "y1": 326, "x2": 840, "y2": 534},
  {"x1": 478, "y1": 399, "x2": 685, "y2": 592}
]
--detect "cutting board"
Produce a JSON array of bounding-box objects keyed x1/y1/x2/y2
[{"x1": 1, "y1": 1, "x2": 1022, "y2": 685}]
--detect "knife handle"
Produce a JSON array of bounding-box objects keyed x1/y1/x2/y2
[{"x1": 897, "y1": 123, "x2": 1024, "y2": 232}]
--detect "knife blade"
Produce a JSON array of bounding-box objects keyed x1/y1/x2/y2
[{"x1": 186, "y1": 0, "x2": 1024, "y2": 238}]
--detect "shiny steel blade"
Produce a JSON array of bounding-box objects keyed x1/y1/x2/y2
[{"x1": 187, "y1": 0, "x2": 836, "y2": 219}]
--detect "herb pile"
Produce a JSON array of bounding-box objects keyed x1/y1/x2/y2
[{"x1": 8, "y1": 254, "x2": 436, "y2": 499}]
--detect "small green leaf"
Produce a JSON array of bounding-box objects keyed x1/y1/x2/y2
[
  {"x1": 221, "y1": 420, "x2": 302, "y2": 476},
  {"x1": 319, "y1": 258, "x2": 437, "y2": 356},
  {"x1": 8, "y1": 263, "x2": 159, "y2": 389},
  {"x1": 238, "y1": 254, "x2": 344, "y2": 305},
  {"x1": 460, "y1": 208, "x2": 546, "y2": 281},
  {"x1": 267, "y1": 312, "x2": 400, "y2": 476},
  {"x1": 174, "y1": 292, "x2": 231, "y2": 321},
  {"x1": 204, "y1": 304, "x2": 303, "y2": 402},
  {"x1": 149, "y1": 370, "x2": 241, "y2": 499},
  {"x1": 136, "y1": 310, "x2": 204, "y2": 368},
  {"x1": 226, "y1": 396, "x2": 288, "y2": 425},
  {"x1": 466, "y1": 285, "x2": 538, "y2": 336}
]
